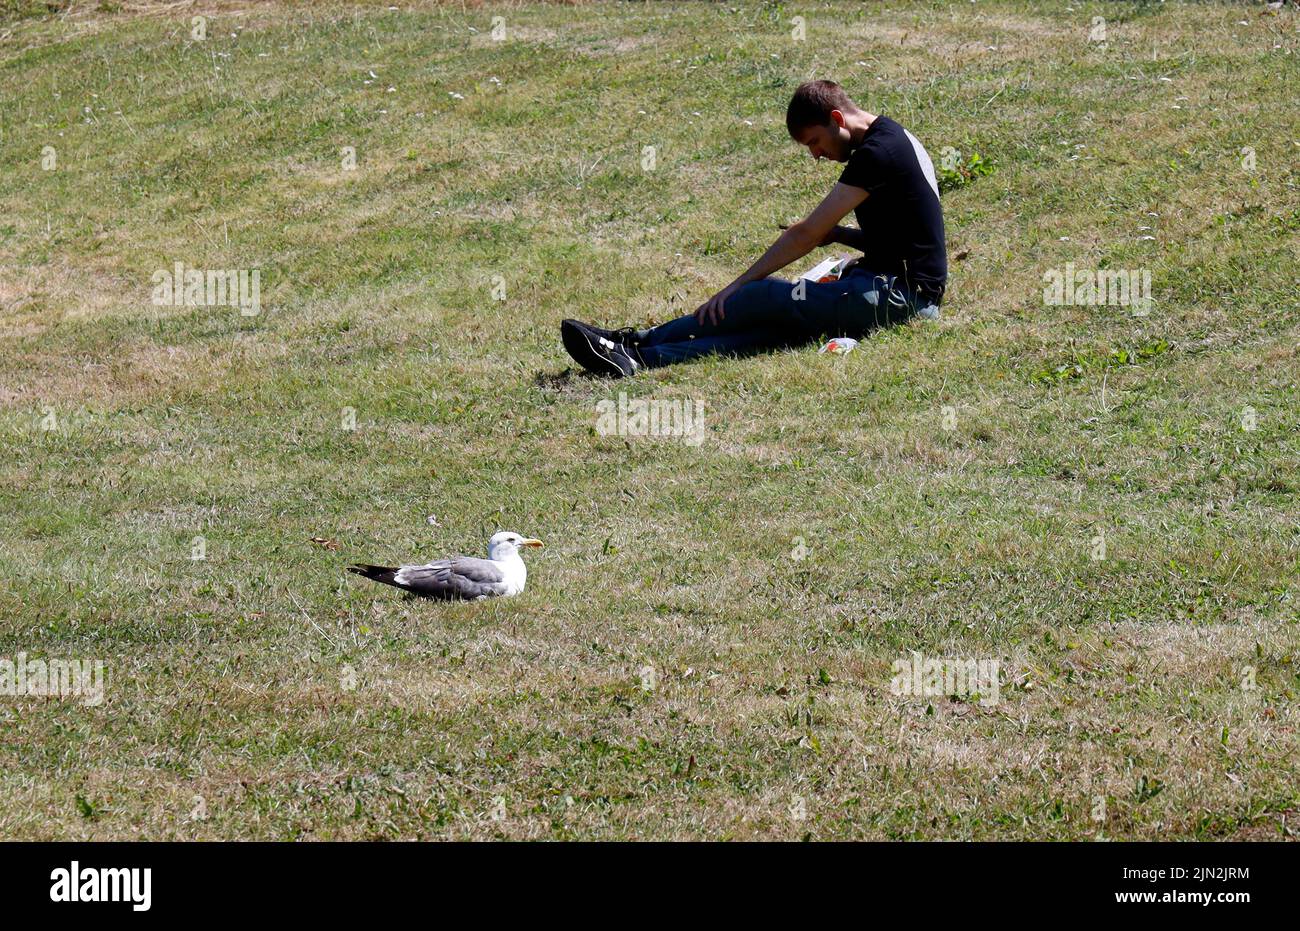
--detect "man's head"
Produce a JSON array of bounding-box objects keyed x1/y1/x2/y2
[{"x1": 786, "y1": 79, "x2": 864, "y2": 163}]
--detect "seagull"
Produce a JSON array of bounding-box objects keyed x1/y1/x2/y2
[{"x1": 348, "y1": 531, "x2": 543, "y2": 600}]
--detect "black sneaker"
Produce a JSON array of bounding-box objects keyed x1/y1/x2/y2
[
  {"x1": 561, "y1": 319, "x2": 641, "y2": 377},
  {"x1": 568, "y1": 321, "x2": 644, "y2": 346},
  {"x1": 610, "y1": 325, "x2": 646, "y2": 346}
]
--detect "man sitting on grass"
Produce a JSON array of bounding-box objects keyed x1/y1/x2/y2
[{"x1": 561, "y1": 79, "x2": 948, "y2": 377}]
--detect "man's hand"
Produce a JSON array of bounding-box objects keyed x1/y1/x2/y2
[
  {"x1": 780, "y1": 222, "x2": 842, "y2": 248},
  {"x1": 694, "y1": 281, "x2": 742, "y2": 327}
]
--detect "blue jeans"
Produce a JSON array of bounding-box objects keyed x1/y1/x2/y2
[{"x1": 634, "y1": 268, "x2": 940, "y2": 368}]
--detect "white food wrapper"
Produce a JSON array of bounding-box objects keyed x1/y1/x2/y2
[
  {"x1": 818, "y1": 337, "x2": 859, "y2": 355},
  {"x1": 798, "y1": 254, "x2": 851, "y2": 282}
]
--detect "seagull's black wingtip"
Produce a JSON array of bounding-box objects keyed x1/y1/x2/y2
[{"x1": 348, "y1": 564, "x2": 399, "y2": 585}]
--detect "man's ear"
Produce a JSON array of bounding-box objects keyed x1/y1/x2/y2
[{"x1": 829, "y1": 109, "x2": 846, "y2": 129}]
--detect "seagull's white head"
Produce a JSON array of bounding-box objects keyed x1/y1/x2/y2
[{"x1": 488, "y1": 531, "x2": 544, "y2": 561}]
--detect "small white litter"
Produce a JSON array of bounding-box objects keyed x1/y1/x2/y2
[{"x1": 819, "y1": 337, "x2": 859, "y2": 355}]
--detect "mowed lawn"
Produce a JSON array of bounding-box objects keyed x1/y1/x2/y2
[{"x1": 1, "y1": 0, "x2": 1297, "y2": 840}]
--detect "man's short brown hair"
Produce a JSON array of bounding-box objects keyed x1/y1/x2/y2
[{"x1": 786, "y1": 79, "x2": 858, "y2": 138}]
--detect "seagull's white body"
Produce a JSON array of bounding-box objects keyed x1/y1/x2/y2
[
  {"x1": 396, "y1": 539, "x2": 528, "y2": 596},
  {"x1": 349, "y1": 531, "x2": 543, "y2": 600},
  {"x1": 487, "y1": 544, "x2": 529, "y2": 596}
]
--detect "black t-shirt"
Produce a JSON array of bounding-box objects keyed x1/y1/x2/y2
[{"x1": 837, "y1": 115, "x2": 947, "y2": 303}]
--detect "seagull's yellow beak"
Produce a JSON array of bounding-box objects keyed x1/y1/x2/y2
[{"x1": 520, "y1": 538, "x2": 544, "y2": 548}]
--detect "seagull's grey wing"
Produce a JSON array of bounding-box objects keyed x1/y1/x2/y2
[{"x1": 395, "y1": 556, "x2": 507, "y2": 600}]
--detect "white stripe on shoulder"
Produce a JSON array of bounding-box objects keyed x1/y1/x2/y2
[{"x1": 903, "y1": 128, "x2": 940, "y2": 200}]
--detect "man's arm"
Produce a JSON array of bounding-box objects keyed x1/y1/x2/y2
[
  {"x1": 696, "y1": 183, "x2": 869, "y2": 324},
  {"x1": 780, "y1": 222, "x2": 868, "y2": 252},
  {"x1": 831, "y1": 224, "x2": 869, "y2": 252}
]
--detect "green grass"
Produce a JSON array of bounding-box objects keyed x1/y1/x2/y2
[{"x1": 1, "y1": 0, "x2": 1297, "y2": 840}]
